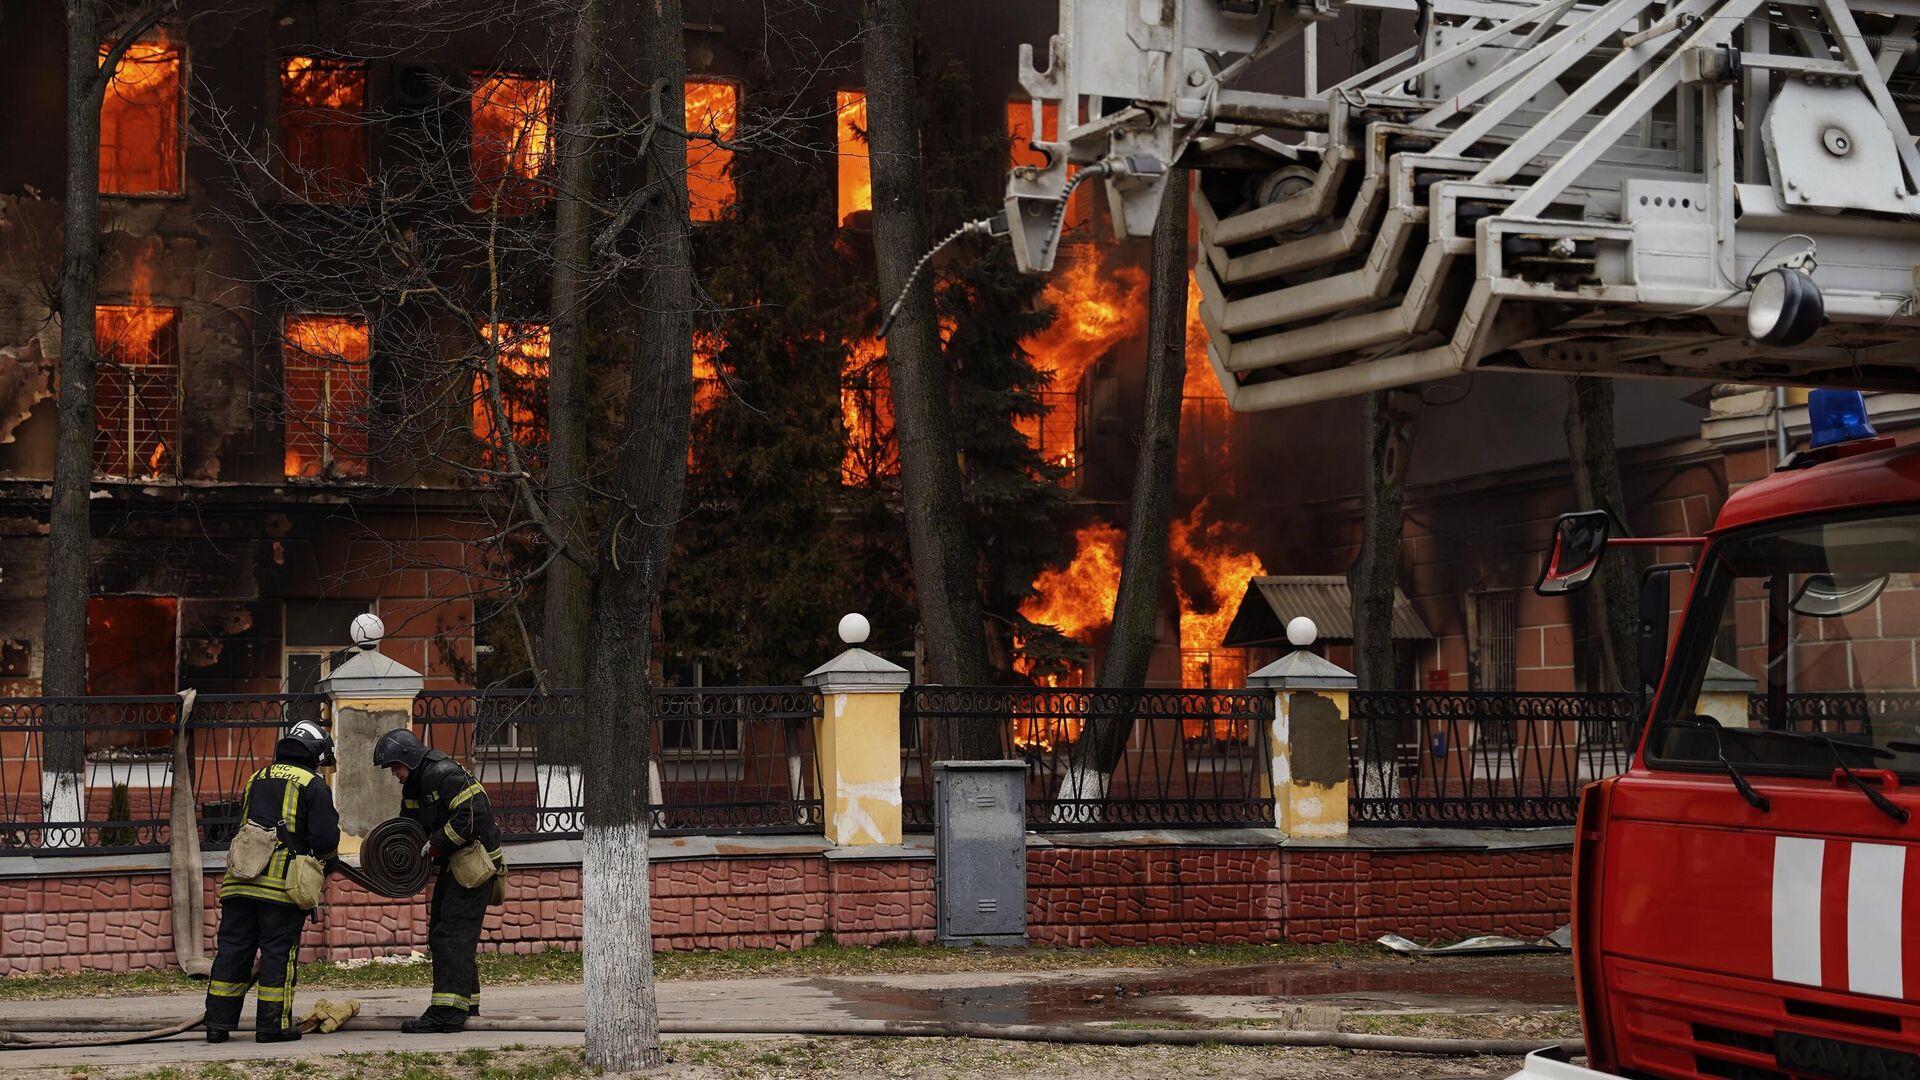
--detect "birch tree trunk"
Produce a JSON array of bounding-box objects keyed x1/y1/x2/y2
[
  {"x1": 863, "y1": 0, "x2": 996, "y2": 733},
  {"x1": 580, "y1": 5, "x2": 694, "y2": 1068},
  {"x1": 1055, "y1": 171, "x2": 1188, "y2": 820}
]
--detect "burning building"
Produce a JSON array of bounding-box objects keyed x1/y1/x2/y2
[{"x1": 0, "y1": 1, "x2": 1780, "y2": 716}]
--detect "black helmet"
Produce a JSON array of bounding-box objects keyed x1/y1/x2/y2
[
  {"x1": 372, "y1": 728, "x2": 428, "y2": 771},
  {"x1": 280, "y1": 720, "x2": 335, "y2": 768}
]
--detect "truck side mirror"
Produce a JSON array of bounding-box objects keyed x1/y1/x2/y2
[{"x1": 1536, "y1": 511, "x2": 1612, "y2": 595}]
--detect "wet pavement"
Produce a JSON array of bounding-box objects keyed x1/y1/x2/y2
[
  {"x1": 816, "y1": 956, "x2": 1576, "y2": 1026},
  {"x1": 0, "y1": 955, "x2": 1575, "y2": 1071}
]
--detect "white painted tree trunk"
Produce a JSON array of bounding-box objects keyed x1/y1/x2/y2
[
  {"x1": 1355, "y1": 758, "x2": 1394, "y2": 803},
  {"x1": 1050, "y1": 764, "x2": 1108, "y2": 826},
  {"x1": 536, "y1": 765, "x2": 583, "y2": 834},
  {"x1": 583, "y1": 820, "x2": 662, "y2": 1069},
  {"x1": 41, "y1": 771, "x2": 84, "y2": 849}
]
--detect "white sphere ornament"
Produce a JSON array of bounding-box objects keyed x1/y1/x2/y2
[
  {"x1": 1286, "y1": 616, "x2": 1318, "y2": 648},
  {"x1": 838, "y1": 612, "x2": 872, "y2": 646},
  {"x1": 350, "y1": 612, "x2": 387, "y2": 649}
]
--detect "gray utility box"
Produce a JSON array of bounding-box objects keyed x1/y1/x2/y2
[{"x1": 933, "y1": 760, "x2": 1029, "y2": 947}]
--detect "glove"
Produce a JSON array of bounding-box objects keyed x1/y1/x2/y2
[
  {"x1": 420, "y1": 842, "x2": 434, "y2": 860},
  {"x1": 297, "y1": 997, "x2": 361, "y2": 1034}
]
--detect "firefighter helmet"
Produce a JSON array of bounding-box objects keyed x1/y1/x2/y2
[
  {"x1": 281, "y1": 720, "x2": 336, "y2": 768},
  {"x1": 372, "y1": 728, "x2": 429, "y2": 771}
]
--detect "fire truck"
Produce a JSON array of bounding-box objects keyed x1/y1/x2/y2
[
  {"x1": 1518, "y1": 389, "x2": 1920, "y2": 1079},
  {"x1": 993, "y1": 1, "x2": 1920, "y2": 1076}
]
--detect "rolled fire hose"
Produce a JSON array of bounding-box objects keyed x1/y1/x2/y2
[
  {"x1": 334, "y1": 817, "x2": 432, "y2": 899},
  {"x1": 0, "y1": 1012, "x2": 1582, "y2": 1057}
]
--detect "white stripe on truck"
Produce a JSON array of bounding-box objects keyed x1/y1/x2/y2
[
  {"x1": 1847, "y1": 842, "x2": 1905, "y2": 998},
  {"x1": 1772, "y1": 835, "x2": 1826, "y2": 986}
]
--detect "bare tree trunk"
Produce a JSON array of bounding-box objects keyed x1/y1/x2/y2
[
  {"x1": 1349, "y1": 389, "x2": 1419, "y2": 798},
  {"x1": 579, "y1": 13, "x2": 693, "y2": 1069},
  {"x1": 537, "y1": 0, "x2": 604, "y2": 831},
  {"x1": 1055, "y1": 171, "x2": 1188, "y2": 818},
  {"x1": 44, "y1": 0, "x2": 111, "y2": 840},
  {"x1": 1565, "y1": 376, "x2": 1637, "y2": 691},
  {"x1": 863, "y1": 0, "x2": 993, "y2": 717}
]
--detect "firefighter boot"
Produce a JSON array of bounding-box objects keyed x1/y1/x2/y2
[
  {"x1": 400, "y1": 1006, "x2": 468, "y2": 1034},
  {"x1": 205, "y1": 1027, "x2": 229, "y2": 1044}
]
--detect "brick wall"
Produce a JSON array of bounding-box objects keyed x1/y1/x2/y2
[{"x1": 0, "y1": 840, "x2": 1571, "y2": 974}]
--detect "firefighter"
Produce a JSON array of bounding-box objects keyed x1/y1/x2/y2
[
  {"x1": 205, "y1": 720, "x2": 339, "y2": 1044},
  {"x1": 372, "y1": 728, "x2": 503, "y2": 1034}
]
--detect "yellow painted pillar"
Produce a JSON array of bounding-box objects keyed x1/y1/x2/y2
[
  {"x1": 1695, "y1": 656, "x2": 1758, "y2": 728},
  {"x1": 803, "y1": 614, "x2": 908, "y2": 847},
  {"x1": 1248, "y1": 618, "x2": 1354, "y2": 840},
  {"x1": 319, "y1": 614, "x2": 422, "y2": 857}
]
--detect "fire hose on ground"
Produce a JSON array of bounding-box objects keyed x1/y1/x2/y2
[{"x1": 0, "y1": 1012, "x2": 1583, "y2": 1056}]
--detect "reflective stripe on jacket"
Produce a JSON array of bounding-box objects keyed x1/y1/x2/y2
[{"x1": 220, "y1": 761, "x2": 341, "y2": 905}]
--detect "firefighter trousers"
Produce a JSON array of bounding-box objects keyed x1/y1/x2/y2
[
  {"x1": 426, "y1": 869, "x2": 489, "y2": 1018},
  {"x1": 205, "y1": 896, "x2": 307, "y2": 1035}
]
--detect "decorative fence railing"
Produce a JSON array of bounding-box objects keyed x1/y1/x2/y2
[
  {"x1": 412, "y1": 687, "x2": 824, "y2": 839},
  {"x1": 1347, "y1": 691, "x2": 1640, "y2": 827},
  {"x1": 0, "y1": 693, "x2": 324, "y2": 855},
  {"x1": 0, "y1": 687, "x2": 821, "y2": 854},
  {"x1": 900, "y1": 686, "x2": 1273, "y2": 831},
  {"x1": 1747, "y1": 691, "x2": 1920, "y2": 738}
]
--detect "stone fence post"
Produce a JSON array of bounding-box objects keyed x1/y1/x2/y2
[
  {"x1": 803, "y1": 614, "x2": 908, "y2": 847},
  {"x1": 1247, "y1": 617, "x2": 1356, "y2": 840},
  {"x1": 319, "y1": 614, "x2": 421, "y2": 855},
  {"x1": 1697, "y1": 657, "x2": 1759, "y2": 727}
]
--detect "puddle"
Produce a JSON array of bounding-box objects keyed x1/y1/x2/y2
[{"x1": 814, "y1": 956, "x2": 1576, "y2": 1026}]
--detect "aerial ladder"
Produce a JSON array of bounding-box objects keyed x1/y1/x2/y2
[{"x1": 1003, "y1": 0, "x2": 1920, "y2": 410}]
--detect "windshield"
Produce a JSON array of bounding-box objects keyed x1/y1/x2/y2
[{"x1": 1649, "y1": 510, "x2": 1920, "y2": 781}]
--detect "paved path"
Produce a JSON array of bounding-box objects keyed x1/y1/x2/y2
[{"x1": 0, "y1": 956, "x2": 1574, "y2": 1071}]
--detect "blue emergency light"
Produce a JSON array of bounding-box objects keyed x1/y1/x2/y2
[{"x1": 1806, "y1": 389, "x2": 1878, "y2": 449}]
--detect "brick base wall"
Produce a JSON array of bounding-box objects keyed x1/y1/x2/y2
[{"x1": 0, "y1": 842, "x2": 1571, "y2": 975}]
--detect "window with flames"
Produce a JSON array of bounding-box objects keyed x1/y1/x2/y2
[
  {"x1": 470, "y1": 73, "x2": 552, "y2": 215},
  {"x1": 835, "y1": 90, "x2": 871, "y2": 228},
  {"x1": 100, "y1": 39, "x2": 182, "y2": 196},
  {"x1": 279, "y1": 57, "x2": 367, "y2": 201},
  {"x1": 283, "y1": 315, "x2": 370, "y2": 479},
  {"x1": 685, "y1": 80, "x2": 737, "y2": 223},
  {"x1": 840, "y1": 337, "x2": 897, "y2": 487},
  {"x1": 94, "y1": 306, "x2": 179, "y2": 479},
  {"x1": 472, "y1": 322, "x2": 550, "y2": 473}
]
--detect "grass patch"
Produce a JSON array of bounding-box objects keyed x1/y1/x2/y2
[{"x1": 0, "y1": 941, "x2": 1379, "y2": 1001}]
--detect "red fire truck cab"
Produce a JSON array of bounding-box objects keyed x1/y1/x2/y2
[{"x1": 1524, "y1": 390, "x2": 1920, "y2": 1080}]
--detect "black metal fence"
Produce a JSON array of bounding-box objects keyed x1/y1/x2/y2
[
  {"x1": 1347, "y1": 691, "x2": 1639, "y2": 826},
  {"x1": 412, "y1": 687, "x2": 824, "y2": 838},
  {"x1": 0, "y1": 693, "x2": 324, "y2": 855},
  {"x1": 0, "y1": 687, "x2": 822, "y2": 854},
  {"x1": 900, "y1": 686, "x2": 1273, "y2": 831}
]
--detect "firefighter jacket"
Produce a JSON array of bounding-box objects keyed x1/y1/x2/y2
[
  {"x1": 401, "y1": 750, "x2": 501, "y2": 862},
  {"x1": 219, "y1": 756, "x2": 341, "y2": 906}
]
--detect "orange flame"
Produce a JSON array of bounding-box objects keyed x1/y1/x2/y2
[
  {"x1": 93, "y1": 304, "x2": 178, "y2": 478},
  {"x1": 1179, "y1": 277, "x2": 1237, "y2": 495},
  {"x1": 1171, "y1": 500, "x2": 1262, "y2": 653},
  {"x1": 686, "y1": 80, "x2": 737, "y2": 222},
  {"x1": 1019, "y1": 521, "x2": 1125, "y2": 639},
  {"x1": 471, "y1": 73, "x2": 552, "y2": 214},
  {"x1": 836, "y1": 91, "x2": 871, "y2": 226},
  {"x1": 99, "y1": 39, "x2": 181, "y2": 195},
  {"x1": 1019, "y1": 244, "x2": 1149, "y2": 477}
]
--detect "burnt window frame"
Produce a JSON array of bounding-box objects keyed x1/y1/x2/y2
[
  {"x1": 280, "y1": 312, "x2": 374, "y2": 481},
  {"x1": 92, "y1": 304, "x2": 183, "y2": 480},
  {"x1": 276, "y1": 54, "x2": 371, "y2": 203},
  {"x1": 467, "y1": 67, "x2": 555, "y2": 216},
  {"x1": 684, "y1": 77, "x2": 740, "y2": 224},
  {"x1": 98, "y1": 34, "x2": 188, "y2": 199}
]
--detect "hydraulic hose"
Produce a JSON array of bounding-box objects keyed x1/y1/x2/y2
[
  {"x1": 337, "y1": 817, "x2": 432, "y2": 898},
  {"x1": 0, "y1": 1013, "x2": 1582, "y2": 1057},
  {"x1": 0, "y1": 1013, "x2": 206, "y2": 1049}
]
